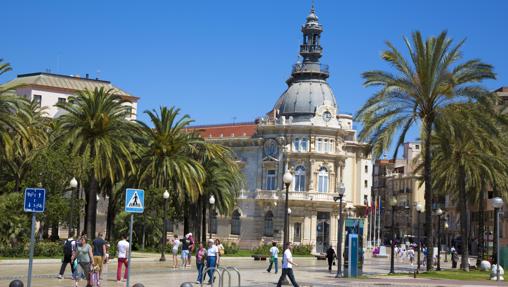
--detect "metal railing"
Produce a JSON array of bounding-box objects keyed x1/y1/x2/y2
[
  {"x1": 255, "y1": 189, "x2": 340, "y2": 202},
  {"x1": 291, "y1": 62, "x2": 329, "y2": 74},
  {"x1": 200, "y1": 266, "x2": 241, "y2": 287}
]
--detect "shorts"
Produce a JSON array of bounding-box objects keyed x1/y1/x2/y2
[
  {"x1": 93, "y1": 256, "x2": 103, "y2": 273},
  {"x1": 79, "y1": 261, "x2": 91, "y2": 279},
  {"x1": 172, "y1": 249, "x2": 178, "y2": 256},
  {"x1": 181, "y1": 250, "x2": 189, "y2": 259}
]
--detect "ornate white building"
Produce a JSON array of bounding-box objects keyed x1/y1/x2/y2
[{"x1": 192, "y1": 6, "x2": 372, "y2": 253}]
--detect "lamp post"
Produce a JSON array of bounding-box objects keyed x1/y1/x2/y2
[
  {"x1": 435, "y1": 208, "x2": 443, "y2": 271},
  {"x1": 69, "y1": 177, "x2": 78, "y2": 237},
  {"x1": 334, "y1": 182, "x2": 346, "y2": 278},
  {"x1": 209, "y1": 195, "x2": 215, "y2": 239},
  {"x1": 160, "y1": 190, "x2": 170, "y2": 261},
  {"x1": 492, "y1": 197, "x2": 504, "y2": 282},
  {"x1": 389, "y1": 196, "x2": 397, "y2": 274},
  {"x1": 282, "y1": 170, "x2": 293, "y2": 247},
  {"x1": 444, "y1": 221, "x2": 449, "y2": 263},
  {"x1": 415, "y1": 203, "x2": 423, "y2": 273}
]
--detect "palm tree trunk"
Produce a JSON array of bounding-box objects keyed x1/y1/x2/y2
[
  {"x1": 476, "y1": 184, "x2": 485, "y2": 267},
  {"x1": 201, "y1": 197, "x2": 207, "y2": 243},
  {"x1": 183, "y1": 198, "x2": 189, "y2": 235},
  {"x1": 423, "y1": 117, "x2": 434, "y2": 270},
  {"x1": 106, "y1": 193, "x2": 116, "y2": 241},
  {"x1": 86, "y1": 175, "x2": 98, "y2": 238},
  {"x1": 459, "y1": 165, "x2": 469, "y2": 271}
]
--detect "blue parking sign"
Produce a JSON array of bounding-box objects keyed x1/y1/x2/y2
[
  {"x1": 24, "y1": 188, "x2": 46, "y2": 213},
  {"x1": 125, "y1": 188, "x2": 144, "y2": 213}
]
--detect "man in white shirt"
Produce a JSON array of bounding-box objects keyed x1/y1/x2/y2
[
  {"x1": 117, "y1": 234, "x2": 130, "y2": 282},
  {"x1": 266, "y1": 241, "x2": 279, "y2": 273},
  {"x1": 277, "y1": 242, "x2": 299, "y2": 287}
]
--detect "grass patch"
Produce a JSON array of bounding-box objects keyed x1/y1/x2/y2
[{"x1": 417, "y1": 269, "x2": 490, "y2": 281}]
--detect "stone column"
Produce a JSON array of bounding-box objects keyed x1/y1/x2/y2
[{"x1": 310, "y1": 212, "x2": 317, "y2": 253}]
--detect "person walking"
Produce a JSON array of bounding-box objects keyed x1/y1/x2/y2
[
  {"x1": 266, "y1": 241, "x2": 279, "y2": 273},
  {"x1": 74, "y1": 236, "x2": 94, "y2": 287},
  {"x1": 276, "y1": 242, "x2": 299, "y2": 287},
  {"x1": 325, "y1": 246, "x2": 336, "y2": 273},
  {"x1": 170, "y1": 234, "x2": 180, "y2": 268},
  {"x1": 195, "y1": 243, "x2": 206, "y2": 284},
  {"x1": 58, "y1": 231, "x2": 76, "y2": 279},
  {"x1": 92, "y1": 232, "x2": 106, "y2": 282},
  {"x1": 187, "y1": 233, "x2": 195, "y2": 266},
  {"x1": 116, "y1": 234, "x2": 130, "y2": 283},
  {"x1": 451, "y1": 246, "x2": 459, "y2": 269},
  {"x1": 181, "y1": 235, "x2": 190, "y2": 268},
  {"x1": 206, "y1": 239, "x2": 220, "y2": 285}
]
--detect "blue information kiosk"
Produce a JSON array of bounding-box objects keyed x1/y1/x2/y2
[{"x1": 343, "y1": 218, "x2": 364, "y2": 277}]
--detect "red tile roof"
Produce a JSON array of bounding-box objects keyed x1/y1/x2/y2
[{"x1": 188, "y1": 122, "x2": 257, "y2": 139}]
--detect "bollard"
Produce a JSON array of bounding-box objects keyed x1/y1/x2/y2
[
  {"x1": 9, "y1": 280, "x2": 24, "y2": 287},
  {"x1": 180, "y1": 283, "x2": 194, "y2": 287},
  {"x1": 132, "y1": 284, "x2": 145, "y2": 287}
]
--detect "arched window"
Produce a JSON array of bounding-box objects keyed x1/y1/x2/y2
[
  {"x1": 210, "y1": 211, "x2": 218, "y2": 234},
  {"x1": 294, "y1": 166, "x2": 306, "y2": 192},
  {"x1": 264, "y1": 211, "x2": 274, "y2": 236},
  {"x1": 318, "y1": 167, "x2": 329, "y2": 193},
  {"x1": 231, "y1": 210, "x2": 241, "y2": 235}
]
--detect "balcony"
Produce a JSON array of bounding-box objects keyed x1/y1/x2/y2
[
  {"x1": 291, "y1": 62, "x2": 329, "y2": 75},
  {"x1": 255, "y1": 189, "x2": 340, "y2": 202},
  {"x1": 300, "y1": 44, "x2": 323, "y2": 54}
]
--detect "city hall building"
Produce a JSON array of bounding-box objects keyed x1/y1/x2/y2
[{"x1": 192, "y1": 7, "x2": 372, "y2": 253}]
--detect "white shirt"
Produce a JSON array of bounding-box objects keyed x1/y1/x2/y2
[
  {"x1": 207, "y1": 245, "x2": 219, "y2": 257},
  {"x1": 282, "y1": 249, "x2": 293, "y2": 269},
  {"x1": 172, "y1": 239, "x2": 181, "y2": 251},
  {"x1": 270, "y1": 246, "x2": 279, "y2": 258},
  {"x1": 117, "y1": 239, "x2": 130, "y2": 259}
]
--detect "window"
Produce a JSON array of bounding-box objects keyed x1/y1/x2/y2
[
  {"x1": 318, "y1": 167, "x2": 329, "y2": 193},
  {"x1": 364, "y1": 180, "x2": 368, "y2": 188},
  {"x1": 33, "y1": 95, "x2": 42, "y2": 107},
  {"x1": 324, "y1": 139, "x2": 329, "y2": 152},
  {"x1": 166, "y1": 220, "x2": 174, "y2": 232},
  {"x1": 301, "y1": 138, "x2": 308, "y2": 151},
  {"x1": 264, "y1": 211, "x2": 274, "y2": 236},
  {"x1": 294, "y1": 223, "x2": 302, "y2": 242},
  {"x1": 294, "y1": 166, "x2": 306, "y2": 192},
  {"x1": 316, "y1": 138, "x2": 323, "y2": 152},
  {"x1": 231, "y1": 210, "x2": 241, "y2": 235},
  {"x1": 415, "y1": 144, "x2": 420, "y2": 150},
  {"x1": 57, "y1": 97, "x2": 66, "y2": 104},
  {"x1": 365, "y1": 165, "x2": 368, "y2": 174},
  {"x1": 210, "y1": 211, "x2": 218, "y2": 234},
  {"x1": 293, "y1": 138, "x2": 300, "y2": 151},
  {"x1": 126, "y1": 106, "x2": 133, "y2": 116},
  {"x1": 266, "y1": 170, "x2": 276, "y2": 190},
  {"x1": 293, "y1": 137, "x2": 309, "y2": 152}
]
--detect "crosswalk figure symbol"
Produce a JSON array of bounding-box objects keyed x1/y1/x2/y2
[{"x1": 125, "y1": 188, "x2": 144, "y2": 213}]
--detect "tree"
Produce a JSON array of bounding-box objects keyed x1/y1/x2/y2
[
  {"x1": 56, "y1": 87, "x2": 138, "y2": 237},
  {"x1": 355, "y1": 31, "x2": 495, "y2": 269},
  {"x1": 431, "y1": 103, "x2": 508, "y2": 271}
]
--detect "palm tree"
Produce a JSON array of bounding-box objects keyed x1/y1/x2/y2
[
  {"x1": 355, "y1": 31, "x2": 495, "y2": 269},
  {"x1": 138, "y1": 106, "x2": 206, "y2": 201},
  {"x1": 431, "y1": 103, "x2": 508, "y2": 271},
  {"x1": 56, "y1": 87, "x2": 138, "y2": 237}
]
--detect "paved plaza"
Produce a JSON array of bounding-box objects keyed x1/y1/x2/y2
[{"x1": 0, "y1": 253, "x2": 505, "y2": 287}]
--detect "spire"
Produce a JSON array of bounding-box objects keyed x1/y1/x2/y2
[{"x1": 286, "y1": 2, "x2": 328, "y2": 85}]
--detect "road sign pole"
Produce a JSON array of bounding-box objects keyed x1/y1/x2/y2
[
  {"x1": 127, "y1": 213, "x2": 134, "y2": 287},
  {"x1": 27, "y1": 212, "x2": 36, "y2": 287}
]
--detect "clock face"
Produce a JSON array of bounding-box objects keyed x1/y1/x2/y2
[
  {"x1": 323, "y1": 111, "x2": 332, "y2": 122},
  {"x1": 263, "y1": 139, "x2": 278, "y2": 157}
]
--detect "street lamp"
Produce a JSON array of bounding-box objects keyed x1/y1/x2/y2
[
  {"x1": 160, "y1": 190, "x2": 170, "y2": 262},
  {"x1": 492, "y1": 197, "x2": 504, "y2": 282},
  {"x1": 69, "y1": 177, "x2": 78, "y2": 237},
  {"x1": 444, "y1": 221, "x2": 449, "y2": 263},
  {"x1": 282, "y1": 170, "x2": 293, "y2": 248},
  {"x1": 415, "y1": 203, "x2": 423, "y2": 273},
  {"x1": 389, "y1": 196, "x2": 398, "y2": 274},
  {"x1": 334, "y1": 182, "x2": 346, "y2": 278},
  {"x1": 435, "y1": 208, "x2": 443, "y2": 271},
  {"x1": 209, "y1": 195, "x2": 215, "y2": 239}
]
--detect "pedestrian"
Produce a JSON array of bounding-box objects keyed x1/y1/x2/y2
[
  {"x1": 215, "y1": 239, "x2": 225, "y2": 259},
  {"x1": 116, "y1": 234, "x2": 130, "y2": 283},
  {"x1": 104, "y1": 241, "x2": 110, "y2": 264},
  {"x1": 171, "y1": 234, "x2": 180, "y2": 268},
  {"x1": 451, "y1": 246, "x2": 458, "y2": 269},
  {"x1": 187, "y1": 233, "x2": 195, "y2": 265},
  {"x1": 195, "y1": 243, "x2": 206, "y2": 284},
  {"x1": 276, "y1": 242, "x2": 299, "y2": 287},
  {"x1": 92, "y1": 232, "x2": 106, "y2": 283},
  {"x1": 181, "y1": 234, "x2": 190, "y2": 268},
  {"x1": 407, "y1": 247, "x2": 415, "y2": 266},
  {"x1": 206, "y1": 239, "x2": 220, "y2": 285},
  {"x1": 266, "y1": 241, "x2": 279, "y2": 273},
  {"x1": 74, "y1": 236, "x2": 94, "y2": 287},
  {"x1": 58, "y1": 230, "x2": 76, "y2": 279},
  {"x1": 325, "y1": 246, "x2": 336, "y2": 273}
]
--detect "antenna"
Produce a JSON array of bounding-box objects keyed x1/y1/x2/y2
[{"x1": 232, "y1": 116, "x2": 237, "y2": 125}]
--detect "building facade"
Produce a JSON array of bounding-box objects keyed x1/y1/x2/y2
[{"x1": 190, "y1": 6, "x2": 372, "y2": 253}]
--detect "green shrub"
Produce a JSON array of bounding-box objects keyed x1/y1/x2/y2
[
  {"x1": 251, "y1": 243, "x2": 313, "y2": 256},
  {"x1": 223, "y1": 242, "x2": 239, "y2": 255},
  {"x1": 35, "y1": 241, "x2": 61, "y2": 257},
  {"x1": 292, "y1": 244, "x2": 312, "y2": 255}
]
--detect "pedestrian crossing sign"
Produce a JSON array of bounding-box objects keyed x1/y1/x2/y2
[{"x1": 125, "y1": 188, "x2": 144, "y2": 213}]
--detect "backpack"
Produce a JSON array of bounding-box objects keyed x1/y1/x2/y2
[{"x1": 63, "y1": 239, "x2": 75, "y2": 257}]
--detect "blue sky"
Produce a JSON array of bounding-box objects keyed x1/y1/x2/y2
[{"x1": 2, "y1": 0, "x2": 508, "y2": 142}]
